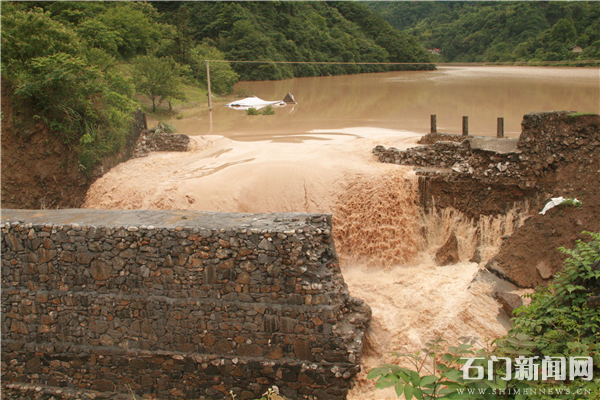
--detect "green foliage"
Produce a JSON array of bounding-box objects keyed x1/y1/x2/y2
[
  {"x1": 2, "y1": 5, "x2": 137, "y2": 173},
  {"x1": 368, "y1": 335, "x2": 538, "y2": 399},
  {"x1": 1, "y1": 6, "x2": 82, "y2": 69},
  {"x1": 367, "y1": 1, "x2": 600, "y2": 63},
  {"x1": 89, "y1": 3, "x2": 172, "y2": 59},
  {"x1": 185, "y1": 1, "x2": 432, "y2": 81},
  {"x1": 369, "y1": 232, "x2": 600, "y2": 399},
  {"x1": 154, "y1": 122, "x2": 178, "y2": 135},
  {"x1": 559, "y1": 198, "x2": 583, "y2": 208},
  {"x1": 261, "y1": 105, "x2": 275, "y2": 116},
  {"x1": 190, "y1": 44, "x2": 239, "y2": 95},
  {"x1": 512, "y1": 232, "x2": 600, "y2": 355},
  {"x1": 12, "y1": 52, "x2": 136, "y2": 172},
  {"x1": 133, "y1": 55, "x2": 188, "y2": 112},
  {"x1": 245, "y1": 106, "x2": 275, "y2": 116}
]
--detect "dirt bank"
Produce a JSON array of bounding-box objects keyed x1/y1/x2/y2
[
  {"x1": 1, "y1": 84, "x2": 145, "y2": 210},
  {"x1": 376, "y1": 112, "x2": 600, "y2": 288},
  {"x1": 487, "y1": 154, "x2": 600, "y2": 288},
  {"x1": 1, "y1": 86, "x2": 89, "y2": 209}
]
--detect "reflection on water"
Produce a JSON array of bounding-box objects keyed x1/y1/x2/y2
[{"x1": 164, "y1": 66, "x2": 599, "y2": 138}]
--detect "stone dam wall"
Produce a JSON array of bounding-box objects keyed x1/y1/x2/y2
[
  {"x1": 1, "y1": 209, "x2": 370, "y2": 400},
  {"x1": 373, "y1": 111, "x2": 600, "y2": 216}
]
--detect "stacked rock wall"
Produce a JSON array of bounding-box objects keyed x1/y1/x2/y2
[
  {"x1": 1, "y1": 209, "x2": 370, "y2": 400},
  {"x1": 374, "y1": 111, "x2": 600, "y2": 189},
  {"x1": 373, "y1": 111, "x2": 600, "y2": 216},
  {"x1": 133, "y1": 129, "x2": 191, "y2": 158}
]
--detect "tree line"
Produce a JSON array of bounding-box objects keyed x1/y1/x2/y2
[
  {"x1": 177, "y1": 1, "x2": 433, "y2": 80},
  {"x1": 367, "y1": 1, "x2": 600, "y2": 63}
]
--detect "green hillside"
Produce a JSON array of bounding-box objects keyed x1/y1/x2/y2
[
  {"x1": 366, "y1": 1, "x2": 600, "y2": 63},
  {"x1": 162, "y1": 1, "x2": 433, "y2": 80}
]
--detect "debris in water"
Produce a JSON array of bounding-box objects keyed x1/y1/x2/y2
[{"x1": 225, "y1": 95, "x2": 292, "y2": 110}]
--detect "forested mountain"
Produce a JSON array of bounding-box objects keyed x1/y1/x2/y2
[
  {"x1": 158, "y1": 1, "x2": 433, "y2": 80},
  {"x1": 366, "y1": 1, "x2": 600, "y2": 63}
]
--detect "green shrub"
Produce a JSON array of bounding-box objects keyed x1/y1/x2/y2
[
  {"x1": 512, "y1": 232, "x2": 600, "y2": 355},
  {"x1": 261, "y1": 105, "x2": 275, "y2": 115}
]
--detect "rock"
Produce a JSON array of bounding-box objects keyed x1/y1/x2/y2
[
  {"x1": 470, "y1": 248, "x2": 482, "y2": 264},
  {"x1": 469, "y1": 269, "x2": 517, "y2": 294},
  {"x1": 435, "y1": 232, "x2": 459, "y2": 265},
  {"x1": 93, "y1": 379, "x2": 115, "y2": 392},
  {"x1": 283, "y1": 92, "x2": 296, "y2": 104},
  {"x1": 237, "y1": 343, "x2": 264, "y2": 357},
  {"x1": 90, "y1": 260, "x2": 112, "y2": 280},
  {"x1": 495, "y1": 291, "x2": 524, "y2": 315},
  {"x1": 536, "y1": 260, "x2": 554, "y2": 279},
  {"x1": 258, "y1": 238, "x2": 276, "y2": 251},
  {"x1": 485, "y1": 259, "x2": 511, "y2": 281}
]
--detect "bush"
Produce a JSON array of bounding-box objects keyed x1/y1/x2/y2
[
  {"x1": 2, "y1": 5, "x2": 137, "y2": 173},
  {"x1": 511, "y1": 232, "x2": 600, "y2": 355},
  {"x1": 133, "y1": 55, "x2": 187, "y2": 112}
]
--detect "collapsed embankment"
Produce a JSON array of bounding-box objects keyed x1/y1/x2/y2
[
  {"x1": 1, "y1": 209, "x2": 370, "y2": 400},
  {"x1": 374, "y1": 111, "x2": 600, "y2": 288}
]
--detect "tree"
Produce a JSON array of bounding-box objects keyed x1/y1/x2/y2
[
  {"x1": 1, "y1": 6, "x2": 81, "y2": 70},
  {"x1": 133, "y1": 55, "x2": 187, "y2": 112},
  {"x1": 189, "y1": 43, "x2": 239, "y2": 95},
  {"x1": 96, "y1": 3, "x2": 172, "y2": 59},
  {"x1": 2, "y1": 4, "x2": 137, "y2": 172}
]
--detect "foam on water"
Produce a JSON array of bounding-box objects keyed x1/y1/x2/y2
[{"x1": 85, "y1": 126, "x2": 529, "y2": 399}]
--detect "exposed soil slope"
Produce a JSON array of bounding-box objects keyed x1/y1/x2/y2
[
  {"x1": 1, "y1": 86, "x2": 89, "y2": 209},
  {"x1": 488, "y1": 153, "x2": 600, "y2": 288}
]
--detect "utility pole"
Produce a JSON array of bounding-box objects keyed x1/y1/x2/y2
[{"x1": 206, "y1": 60, "x2": 212, "y2": 111}]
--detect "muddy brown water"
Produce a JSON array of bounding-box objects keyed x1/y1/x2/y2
[
  {"x1": 161, "y1": 66, "x2": 599, "y2": 139},
  {"x1": 88, "y1": 66, "x2": 597, "y2": 399}
]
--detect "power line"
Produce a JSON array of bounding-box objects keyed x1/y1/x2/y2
[{"x1": 206, "y1": 59, "x2": 600, "y2": 66}]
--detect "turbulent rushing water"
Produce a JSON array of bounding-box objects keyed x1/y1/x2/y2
[{"x1": 85, "y1": 67, "x2": 598, "y2": 399}]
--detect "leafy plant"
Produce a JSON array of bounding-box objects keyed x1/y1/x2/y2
[
  {"x1": 368, "y1": 335, "x2": 540, "y2": 399},
  {"x1": 261, "y1": 105, "x2": 275, "y2": 115},
  {"x1": 133, "y1": 55, "x2": 188, "y2": 112},
  {"x1": 246, "y1": 107, "x2": 260, "y2": 116},
  {"x1": 154, "y1": 121, "x2": 178, "y2": 135},
  {"x1": 559, "y1": 198, "x2": 583, "y2": 208},
  {"x1": 512, "y1": 232, "x2": 600, "y2": 353}
]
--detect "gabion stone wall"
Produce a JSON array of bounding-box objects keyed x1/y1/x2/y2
[
  {"x1": 373, "y1": 111, "x2": 600, "y2": 189},
  {"x1": 1, "y1": 209, "x2": 371, "y2": 400}
]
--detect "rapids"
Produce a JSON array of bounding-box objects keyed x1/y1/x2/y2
[
  {"x1": 85, "y1": 66, "x2": 591, "y2": 398},
  {"x1": 85, "y1": 127, "x2": 523, "y2": 399}
]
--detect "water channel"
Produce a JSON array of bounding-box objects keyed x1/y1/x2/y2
[{"x1": 86, "y1": 66, "x2": 599, "y2": 399}]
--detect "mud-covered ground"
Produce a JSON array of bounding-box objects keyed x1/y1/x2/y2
[{"x1": 488, "y1": 154, "x2": 600, "y2": 288}]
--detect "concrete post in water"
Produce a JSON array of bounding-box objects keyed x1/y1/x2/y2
[
  {"x1": 497, "y1": 117, "x2": 504, "y2": 138},
  {"x1": 462, "y1": 116, "x2": 469, "y2": 136},
  {"x1": 206, "y1": 60, "x2": 212, "y2": 111},
  {"x1": 430, "y1": 115, "x2": 437, "y2": 134}
]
